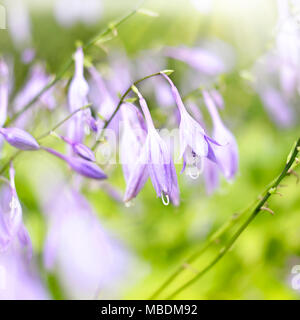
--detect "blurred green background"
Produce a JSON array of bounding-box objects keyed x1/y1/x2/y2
[{"x1": 1, "y1": 0, "x2": 300, "y2": 299}]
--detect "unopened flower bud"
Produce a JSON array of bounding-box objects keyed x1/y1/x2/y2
[{"x1": 0, "y1": 127, "x2": 40, "y2": 151}]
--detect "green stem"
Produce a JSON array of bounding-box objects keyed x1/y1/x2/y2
[
  {"x1": 149, "y1": 176, "x2": 282, "y2": 299},
  {"x1": 165, "y1": 138, "x2": 300, "y2": 299},
  {"x1": 5, "y1": 3, "x2": 143, "y2": 127},
  {"x1": 149, "y1": 210, "x2": 244, "y2": 299},
  {"x1": 0, "y1": 104, "x2": 91, "y2": 175},
  {"x1": 37, "y1": 104, "x2": 91, "y2": 140},
  {"x1": 92, "y1": 71, "x2": 166, "y2": 150}
]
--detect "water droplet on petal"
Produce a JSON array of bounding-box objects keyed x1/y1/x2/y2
[
  {"x1": 187, "y1": 156, "x2": 204, "y2": 179},
  {"x1": 125, "y1": 200, "x2": 135, "y2": 208},
  {"x1": 187, "y1": 167, "x2": 201, "y2": 179},
  {"x1": 161, "y1": 193, "x2": 170, "y2": 206}
]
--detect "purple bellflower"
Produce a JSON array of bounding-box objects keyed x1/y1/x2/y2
[
  {"x1": 203, "y1": 157, "x2": 220, "y2": 195},
  {"x1": 260, "y1": 87, "x2": 295, "y2": 128},
  {"x1": 0, "y1": 163, "x2": 32, "y2": 257},
  {"x1": 203, "y1": 90, "x2": 239, "y2": 180},
  {"x1": 14, "y1": 64, "x2": 55, "y2": 111},
  {"x1": 43, "y1": 187, "x2": 132, "y2": 299},
  {"x1": 161, "y1": 73, "x2": 220, "y2": 175},
  {"x1": 5, "y1": 0, "x2": 32, "y2": 49},
  {"x1": 0, "y1": 163, "x2": 48, "y2": 299},
  {"x1": 124, "y1": 86, "x2": 179, "y2": 206},
  {"x1": 0, "y1": 127, "x2": 40, "y2": 151},
  {"x1": 276, "y1": 0, "x2": 300, "y2": 97},
  {"x1": 165, "y1": 46, "x2": 227, "y2": 76},
  {"x1": 54, "y1": 0, "x2": 103, "y2": 27},
  {"x1": 13, "y1": 64, "x2": 56, "y2": 129},
  {"x1": 0, "y1": 248, "x2": 48, "y2": 299},
  {"x1": 89, "y1": 66, "x2": 116, "y2": 124},
  {"x1": 88, "y1": 66, "x2": 122, "y2": 134},
  {"x1": 120, "y1": 103, "x2": 148, "y2": 199},
  {"x1": 0, "y1": 60, "x2": 9, "y2": 127},
  {"x1": 68, "y1": 47, "x2": 89, "y2": 143},
  {"x1": 44, "y1": 147, "x2": 107, "y2": 180}
]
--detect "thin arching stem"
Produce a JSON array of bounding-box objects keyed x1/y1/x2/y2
[
  {"x1": 164, "y1": 138, "x2": 300, "y2": 299},
  {"x1": 0, "y1": 104, "x2": 91, "y2": 175},
  {"x1": 149, "y1": 173, "x2": 283, "y2": 299},
  {"x1": 37, "y1": 104, "x2": 91, "y2": 140},
  {"x1": 92, "y1": 71, "x2": 171, "y2": 150}
]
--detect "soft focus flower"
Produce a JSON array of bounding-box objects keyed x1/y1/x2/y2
[
  {"x1": 5, "y1": 0, "x2": 32, "y2": 49},
  {"x1": 0, "y1": 127, "x2": 40, "y2": 151},
  {"x1": 203, "y1": 157, "x2": 220, "y2": 195},
  {"x1": 260, "y1": 87, "x2": 295, "y2": 128},
  {"x1": 276, "y1": 0, "x2": 300, "y2": 97},
  {"x1": 252, "y1": 1, "x2": 300, "y2": 127},
  {"x1": 44, "y1": 147, "x2": 107, "y2": 180},
  {"x1": 0, "y1": 164, "x2": 48, "y2": 299},
  {"x1": 43, "y1": 187, "x2": 132, "y2": 299},
  {"x1": 190, "y1": 0, "x2": 213, "y2": 14},
  {"x1": 0, "y1": 248, "x2": 48, "y2": 299},
  {"x1": 0, "y1": 164, "x2": 25, "y2": 252},
  {"x1": 136, "y1": 54, "x2": 174, "y2": 108},
  {"x1": 13, "y1": 64, "x2": 56, "y2": 129},
  {"x1": 21, "y1": 48, "x2": 36, "y2": 65},
  {"x1": 68, "y1": 47, "x2": 90, "y2": 144},
  {"x1": 125, "y1": 87, "x2": 179, "y2": 205},
  {"x1": 0, "y1": 59, "x2": 9, "y2": 127},
  {"x1": 89, "y1": 66, "x2": 116, "y2": 126},
  {"x1": 203, "y1": 90, "x2": 239, "y2": 180},
  {"x1": 107, "y1": 51, "x2": 132, "y2": 96},
  {"x1": 54, "y1": 0, "x2": 103, "y2": 27},
  {"x1": 165, "y1": 40, "x2": 235, "y2": 77},
  {"x1": 253, "y1": 53, "x2": 296, "y2": 128}
]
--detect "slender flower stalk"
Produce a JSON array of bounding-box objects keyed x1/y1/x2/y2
[
  {"x1": 92, "y1": 70, "x2": 174, "y2": 150},
  {"x1": 0, "y1": 104, "x2": 91, "y2": 175},
  {"x1": 43, "y1": 147, "x2": 107, "y2": 180},
  {"x1": 160, "y1": 138, "x2": 300, "y2": 299},
  {"x1": 57, "y1": 134, "x2": 96, "y2": 162}
]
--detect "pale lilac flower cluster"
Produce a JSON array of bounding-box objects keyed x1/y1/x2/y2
[
  {"x1": 253, "y1": 0, "x2": 300, "y2": 127},
  {"x1": 0, "y1": 27, "x2": 240, "y2": 299}
]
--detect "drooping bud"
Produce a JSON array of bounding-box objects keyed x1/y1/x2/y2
[
  {"x1": 44, "y1": 147, "x2": 107, "y2": 180},
  {"x1": 59, "y1": 135, "x2": 96, "y2": 162},
  {"x1": 0, "y1": 127, "x2": 40, "y2": 151}
]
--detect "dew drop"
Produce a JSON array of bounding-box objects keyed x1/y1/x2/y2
[
  {"x1": 187, "y1": 168, "x2": 201, "y2": 180},
  {"x1": 161, "y1": 193, "x2": 170, "y2": 206},
  {"x1": 125, "y1": 200, "x2": 134, "y2": 208}
]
